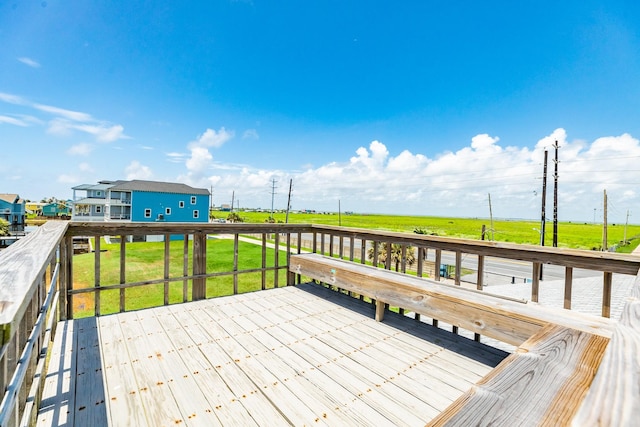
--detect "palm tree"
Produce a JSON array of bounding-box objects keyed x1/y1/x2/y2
[{"x1": 367, "y1": 242, "x2": 416, "y2": 272}]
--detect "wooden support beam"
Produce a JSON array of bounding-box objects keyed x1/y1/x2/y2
[
  {"x1": 602, "y1": 271, "x2": 612, "y2": 318},
  {"x1": 192, "y1": 232, "x2": 206, "y2": 300},
  {"x1": 375, "y1": 299, "x2": 385, "y2": 322},
  {"x1": 564, "y1": 266, "x2": 573, "y2": 310}
]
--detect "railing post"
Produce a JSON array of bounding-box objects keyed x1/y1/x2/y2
[
  {"x1": 312, "y1": 232, "x2": 317, "y2": 254},
  {"x1": 233, "y1": 234, "x2": 239, "y2": 294},
  {"x1": 164, "y1": 234, "x2": 170, "y2": 305},
  {"x1": 183, "y1": 234, "x2": 189, "y2": 302},
  {"x1": 602, "y1": 272, "x2": 612, "y2": 318},
  {"x1": 372, "y1": 241, "x2": 379, "y2": 267},
  {"x1": 385, "y1": 243, "x2": 392, "y2": 270},
  {"x1": 94, "y1": 236, "x2": 101, "y2": 316},
  {"x1": 454, "y1": 250, "x2": 461, "y2": 286},
  {"x1": 59, "y1": 235, "x2": 71, "y2": 320},
  {"x1": 400, "y1": 245, "x2": 407, "y2": 273},
  {"x1": 261, "y1": 233, "x2": 267, "y2": 290},
  {"x1": 434, "y1": 249, "x2": 442, "y2": 281},
  {"x1": 475, "y1": 255, "x2": 485, "y2": 341},
  {"x1": 274, "y1": 232, "x2": 280, "y2": 288},
  {"x1": 192, "y1": 232, "x2": 207, "y2": 300},
  {"x1": 564, "y1": 267, "x2": 573, "y2": 309},
  {"x1": 531, "y1": 262, "x2": 541, "y2": 302},
  {"x1": 120, "y1": 235, "x2": 126, "y2": 312}
]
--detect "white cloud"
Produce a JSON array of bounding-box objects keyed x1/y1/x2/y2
[
  {"x1": 471, "y1": 134, "x2": 500, "y2": 150},
  {"x1": 125, "y1": 161, "x2": 153, "y2": 180},
  {"x1": 181, "y1": 127, "x2": 235, "y2": 184},
  {"x1": 18, "y1": 57, "x2": 41, "y2": 68},
  {"x1": 47, "y1": 119, "x2": 127, "y2": 142},
  {"x1": 0, "y1": 115, "x2": 28, "y2": 126},
  {"x1": 78, "y1": 162, "x2": 93, "y2": 172},
  {"x1": 57, "y1": 174, "x2": 78, "y2": 184},
  {"x1": 0, "y1": 93, "x2": 128, "y2": 142},
  {"x1": 191, "y1": 127, "x2": 234, "y2": 149},
  {"x1": 35, "y1": 104, "x2": 93, "y2": 122},
  {"x1": 243, "y1": 129, "x2": 259, "y2": 139},
  {"x1": 185, "y1": 146, "x2": 213, "y2": 173},
  {"x1": 193, "y1": 128, "x2": 640, "y2": 222},
  {"x1": 74, "y1": 123, "x2": 127, "y2": 142},
  {"x1": 67, "y1": 143, "x2": 93, "y2": 156}
]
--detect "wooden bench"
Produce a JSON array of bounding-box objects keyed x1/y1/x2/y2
[{"x1": 289, "y1": 253, "x2": 621, "y2": 425}]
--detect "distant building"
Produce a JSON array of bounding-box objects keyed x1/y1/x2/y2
[
  {"x1": 71, "y1": 180, "x2": 210, "y2": 224},
  {"x1": 42, "y1": 202, "x2": 72, "y2": 218},
  {"x1": 25, "y1": 202, "x2": 46, "y2": 216},
  {"x1": 0, "y1": 193, "x2": 26, "y2": 230}
]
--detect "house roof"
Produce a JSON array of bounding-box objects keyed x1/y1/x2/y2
[
  {"x1": 109, "y1": 180, "x2": 210, "y2": 195},
  {"x1": 0, "y1": 194, "x2": 20, "y2": 204}
]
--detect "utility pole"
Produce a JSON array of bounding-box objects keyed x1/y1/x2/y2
[
  {"x1": 540, "y1": 150, "x2": 548, "y2": 246},
  {"x1": 338, "y1": 200, "x2": 342, "y2": 226},
  {"x1": 552, "y1": 140, "x2": 559, "y2": 247},
  {"x1": 231, "y1": 191, "x2": 235, "y2": 213},
  {"x1": 209, "y1": 185, "x2": 214, "y2": 221},
  {"x1": 602, "y1": 190, "x2": 608, "y2": 251},
  {"x1": 270, "y1": 178, "x2": 278, "y2": 219},
  {"x1": 624, "y1": 210, "x2": 631, "y2": 245},
  {"x1": 285, "y1": 179, "x2": 293, "y2": 224},
  {"x1": 488, "y1": 193, "x2": 494, "y2": 241}
]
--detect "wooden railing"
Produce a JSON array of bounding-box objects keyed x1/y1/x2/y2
[
  {"x1": 0, "y1": 222, "x2": 66, "y2": 427},
  {"x1": 1, "y1": 220, "x2": 640, "y2": 425}
]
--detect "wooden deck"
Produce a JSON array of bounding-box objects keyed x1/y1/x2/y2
[{"x1": 37, "y1": 284, "x2": 507, "y2": 427}]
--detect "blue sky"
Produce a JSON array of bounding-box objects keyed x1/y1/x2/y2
[{"x1": 1, "y1": 1, "x2": 640, "y2": 222}]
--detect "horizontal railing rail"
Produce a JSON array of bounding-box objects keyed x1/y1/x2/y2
[{"x1": 307, "y1": 225, "x2": 640, "y2": 318}]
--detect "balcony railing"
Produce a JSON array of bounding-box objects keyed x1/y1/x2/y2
[{"x1": 1, "y1": 220, "x2": 639, "y2": 426}]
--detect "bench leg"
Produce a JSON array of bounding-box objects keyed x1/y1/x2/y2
[{"x1": 375, "y1": 299, "x2": 385, "y2": 322}]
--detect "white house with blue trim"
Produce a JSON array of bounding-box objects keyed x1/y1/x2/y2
[{"x1": 71, "y1": 180, "x2": 210, "y2": 224}]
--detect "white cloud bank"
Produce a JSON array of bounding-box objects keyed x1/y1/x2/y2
[{"x1": 192, "y1": 128, "x2": 640, "y2": 223}]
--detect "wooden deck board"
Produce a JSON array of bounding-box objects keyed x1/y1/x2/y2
[
  {"x1": 37, "y1": 284, "x2": 508, "y2": 426},
  {"x1": 38, "y1": 319, "x2": 77, "y2": 427}
]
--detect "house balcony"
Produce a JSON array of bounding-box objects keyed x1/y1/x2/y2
[{"x1": 0, "y1": 221, "x2": 638, "y2": 426}]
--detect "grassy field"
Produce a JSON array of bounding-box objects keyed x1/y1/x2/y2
[
  {"x1": 230, "y1": 211, "x2": 640, "y2": 252},
  {"x1": 72, "y1": 238, "x2": 287, "y2": 318}
]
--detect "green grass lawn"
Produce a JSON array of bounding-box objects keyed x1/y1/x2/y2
[{"x1": 72, "y1": 238, "x2": 287, "y2": 317}]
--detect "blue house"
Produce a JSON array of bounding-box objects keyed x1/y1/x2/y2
[
  {"x1": 71, "y1": 180, "x2": 210, "y2": 224},
  {"x1": 0, "y1": 193, "x2": 26, "y2": 231}
]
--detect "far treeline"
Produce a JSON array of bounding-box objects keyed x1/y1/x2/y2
[{"x1": 224, "y1": 211, "x2": 640, "y2": 253}]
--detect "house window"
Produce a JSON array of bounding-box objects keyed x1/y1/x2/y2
[
  {"x1": 144, "y1": 209, "x2": 151, "y2": 218},
  {"x1": 193, "y1": 210, "x2": 199, "y2": 219},
  {"x1": 165, "y1": 207, "x2": 171, "y2": 215},
  {"x1": 95, "y1": 206, "x2": 102, "y2": 214},
  {"x1": 179, "y1": 201, "x2": 185, "y2": 208},
  {"x1": 190, "y1": 196, "x2": 196, "y2": 205}
]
